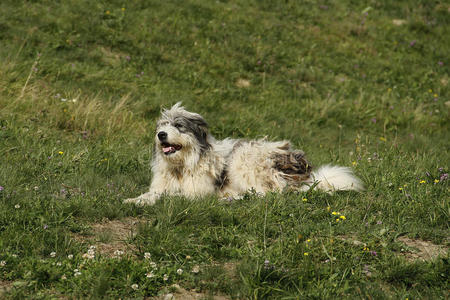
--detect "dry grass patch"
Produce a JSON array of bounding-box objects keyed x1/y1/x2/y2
[{"x1": 235, "y1": 78, "x2": 251, "y2": 88}]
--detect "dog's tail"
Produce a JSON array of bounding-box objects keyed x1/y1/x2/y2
[{"x1": 310, "y1": 165, "x2": 364, "y2": 192}]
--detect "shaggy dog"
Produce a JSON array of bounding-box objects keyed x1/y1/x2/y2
[{"x1": 125, "y1": 103, "x2": 364, "y2": 205}]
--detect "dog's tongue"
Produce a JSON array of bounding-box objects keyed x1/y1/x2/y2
[{"x1": 163, "y1": 146, "x2": 175, "y2": 153}]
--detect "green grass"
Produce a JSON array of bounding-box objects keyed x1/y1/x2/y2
[{"x1": 0, "y1": 0, "x2": 449, "y2": 298}]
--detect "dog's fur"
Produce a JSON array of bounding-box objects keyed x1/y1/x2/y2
[{"x1": 125, "y1": 103, "x2": 364, "y2": 205}]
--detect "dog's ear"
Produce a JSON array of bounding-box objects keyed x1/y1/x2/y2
[
  {"x1": 188, "y1": 115, "x2": 210, "y2": 151},
  {"x1": 188, "y1": 114, "x2": 208, "y2": 129}
]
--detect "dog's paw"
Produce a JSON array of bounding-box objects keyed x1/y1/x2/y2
[
  {"x1": 123, "y1": 196, "x2": 156, "y2": 206},
  {"x1": 219, "y1": 195, "x2": 244, "y2": 202}
]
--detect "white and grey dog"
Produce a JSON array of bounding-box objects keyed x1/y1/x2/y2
[{"x1": 125, "y1": 103, "x2": 364, "y2": 205}]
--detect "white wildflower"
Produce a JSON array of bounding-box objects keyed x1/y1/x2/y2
[
  {"x1": 0, "y1": 261, "x2": 6, "y2": 267},
  {"x1": 50, "y1": 252, "x2": 56, "y2": 258},
  {"x1": 146, "y1": 272, "x2": 155, "y2": 278},
  {"x1": 67, "y1": 254, "x2": 73, "y2": 259},
  {"x1": 14, "y1": 204, "x2": 20, "y2": 209},
  {"x1": 163, "y1": 274, "x2": 169, "y2": 281},
  {"x1": 144, "y1": 252, "x2": 151, "y2": 259},
  {"x1": 192, "y1": 265, "x2": 200, "y2": 273},
  {"x1": 82, "y1": 253, "x2": 94, "y2": 260},
  {"x1": 131, "y1": 283, "x2": 138, "y2": 290},
  {"x1": 176, "y1": 268, "x2": 183, "y2": 275}
]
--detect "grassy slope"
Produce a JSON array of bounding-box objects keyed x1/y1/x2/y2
[{"x1": 0, "y1": 0, "x2": 448, "y2": 298}]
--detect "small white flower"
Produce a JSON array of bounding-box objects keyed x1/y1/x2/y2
[
  {"x1": 82, "y1": 253, "x2": 94, "y2": 260},
  {"x1": 11, "y1": 254, "x2": 17, "y2": 258},
  {"x1": 114, "y1": 250, "x2": 124, "y2": 257},
  {"x1": 144, "y1": 252, "x2": 151, "y2": 259},
  {"x1": 176, "y1": 268, "x2": 183, "y2": 275},
  {"x1": 0, "y1": 261, "x2": 6, "y2": 267},
  {"x1": 74, "y1": 271, "x2": 81, "y2": 277},
  {"x1": 34, "y1": 186, "x2": 39, "y2": 191},
  {"x1": 149, "y1": 262, "x2": 157, "y2": 269},
  {"x1": 192, "y1": 265, "x2": 200, "y2": 273},
  {"x1": 146, "y1": 272, "x2": 155, "y2": 278},
  {"x1": 61, "y1": 274, "x2": 67, "y2": 280},
  {"x1": 163, "y1": 274, "x2": 169, "y2": 281},
  {"x1": 14, "y1": 204, "x2": 20, "y2": 209},
  {"x1": 50, "y1": 252, "x2": 56, "y2": 258},
  {"x1": 56, "y1": 262, "x2": 62, "y2": 266},
  {"x1": 131, "y1": 283, "x2": 138, "y2": 290},
  {"x1": 67, "y1": 254, "x2": 73, "y2": 259},
  {"x1": 89, "y1": 245, "x2": 96, "y2": 250},
  {"x1": 74, "y1": 268, "x2": 79, "y2": 272}
]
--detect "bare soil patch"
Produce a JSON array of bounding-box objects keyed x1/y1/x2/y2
[
  {"x1": 0, "y1": 280, "x2": 12, "y2": 295},
  {"x1": 337, "y1": 235, "x2": 448, "y2": 262},
  {"x1": 72, "y1": 217, "x2": 142, "y2": 257},
  {"x1": 157, "y1": 284, "x2": 230, "y2": 300},
  {"x1": 397, "y1": 236, "x2": 448, "y2": 262}
]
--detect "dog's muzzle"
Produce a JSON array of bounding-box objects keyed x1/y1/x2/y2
[{"x1": 157, "y1": 131, "x2": 182, "y2": 155}]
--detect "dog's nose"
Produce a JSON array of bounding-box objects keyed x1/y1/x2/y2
[{"x1": 157, "y1": 131, "x2": 167, "y2": 141}]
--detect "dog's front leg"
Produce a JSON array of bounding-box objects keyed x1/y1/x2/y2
[{"x1": 124, "y1": 177, "x2": 166, "y2": 206}]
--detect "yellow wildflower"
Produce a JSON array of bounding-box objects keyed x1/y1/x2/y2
[
  {"x1": 121, "y1": 7, "x2": 125, "y2": 11},
  {"x1": 58, "y1": 151, "x2": 64, "y2": 155},
  {"x1": 433, "y1": 94, "x2": 438, "y2": 98},
  {"x1": 434, "y1": 179, "x2": 439, "y2": 183},
  {"x1": 340, "y1": 215, "x2": 346, "y2": 220},
  {"x1": 106, "y1": 10, "x2": 110, "y2": 15},
  {"x1": 387, "y1": 88, "x2": 392, "y2": 93},
  {"x1": 306, "y1": 239, "x2": 311, "y2": 243},
  {"x1": 331, "y1": 211, "x2": 340, "y2": 215},
  {"x1": 326, "y1": 206, "x2": 331, "y2": 211},
  {"x1": 419, "y1": 180, "x2": 426, "y2": 184},
  {"x1": 304, "y1": 252, "x2": 309, "y2": 256},
  {"x1": 428, "y1": 89, "x2": 432, "y2": 93},
  {"x1": 352, "y1": 161, "x2": 357, "y2": 166},
  {"x1": 398, "y1": 187, "x2": 403, "y2": 191},
  {"x1": 302, "y1": 198, "x2": 307, "y2": 202},
  {"x1": 336, "y1": 218, "x2": 340, "y2": 222},
  {"x1": 379, "y1": 137, "x2": 386, "y2": 142}
]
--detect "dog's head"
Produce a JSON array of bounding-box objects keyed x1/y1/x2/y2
[{"x1": 154, "y1": 102, "x2": 210, "y2": 165}]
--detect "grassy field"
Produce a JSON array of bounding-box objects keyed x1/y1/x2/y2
[{"x1": 0, "y1": 0, "x2": 449, "y2": 298}]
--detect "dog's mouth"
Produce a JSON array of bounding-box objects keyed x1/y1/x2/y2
[{"x1": 161, "y1": 142, "x2": 182, "y2": 155}]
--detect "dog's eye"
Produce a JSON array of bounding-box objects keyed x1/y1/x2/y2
[{"x1": 174, "y1": 123, "x2": 183, "y2": 129}]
